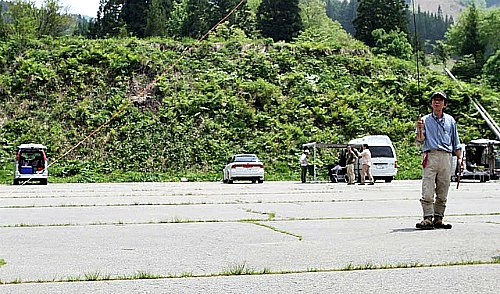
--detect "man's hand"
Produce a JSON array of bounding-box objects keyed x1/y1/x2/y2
[
  {"x1": 457, "y1": 157, "x2": 464, "y2": 172},
  {"x1": 416, "y1": 114, "x2": 425, "y2": 142},
  {"x1": 416, "y1": 114, "x2": 423, "y2": 130}
]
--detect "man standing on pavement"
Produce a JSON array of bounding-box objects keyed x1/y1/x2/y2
[
  {"x1": 415, "y1": 91, "x2": 463, "y2": 229},
  {"x1": 300, "y1": 149, "x2": 310, "y2": 183},
  {"x1": 345, "y1": 145, "x2": 357, "y2": 185}
]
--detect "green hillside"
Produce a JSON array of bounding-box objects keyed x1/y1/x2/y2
[{"x1": 0, "y1": 27, "x2": 499, "y2": 183}]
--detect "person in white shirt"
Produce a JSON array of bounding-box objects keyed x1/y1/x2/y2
[
  {"x1": 358, "y1": 144, "x2": 374, "y2": 185},
  {"x1": 299, "y1": 149, "x2": 310, "y2": 183}
]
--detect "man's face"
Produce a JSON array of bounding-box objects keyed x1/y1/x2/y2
[{"x1": 431, "y1": 96, "x2": 447, "y2": 112}]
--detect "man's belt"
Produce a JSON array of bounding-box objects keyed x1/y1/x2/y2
[{"x1": 425, "y1": 149, "x2": 452, "y2": 154}]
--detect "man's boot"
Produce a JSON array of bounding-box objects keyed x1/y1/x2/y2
[
  {"x1": 434, "y1": 215, "x2": 452, "y2": 229},
  {"x1": 416, "y1": 216, "x2": 434, "y2": 229}
]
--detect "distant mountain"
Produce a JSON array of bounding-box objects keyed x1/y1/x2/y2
[
  {"x1": 409, "y1": 0, "x2": 464, "y2": 19},
  {"x1": 410, "y1": 0, "x2": 500, "y2": 20}
]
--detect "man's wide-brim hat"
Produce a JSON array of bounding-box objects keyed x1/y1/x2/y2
[{"x1": 431, "y1": 91, "x2": 447, "y2": 101}]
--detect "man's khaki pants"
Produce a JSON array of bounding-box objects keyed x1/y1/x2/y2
[
  {"x1": 346, "y1": 164, "x2": 355, "y2": 184},
  {"x1": 421, "y1": 151, "x2": 452, "y2": 217}
]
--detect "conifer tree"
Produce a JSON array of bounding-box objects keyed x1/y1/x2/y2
[
  {"x1": 256, "y1": 0, "x2": 303, "y2": 42},
  {"x1": 354, "y1": 0, "x2": 408, "y2": 47},
  {"x1": 96, "y1": 0, "x2": 125, "y2": 37},
  {"x1": 460, "y1": 3, "x2": 485, "y2": 64},
  {"x1": 182, "y1": 0, "x2": 211, "y2": 38},
  {"x1": 145, "y1": 0, "x2": 172, "y2": 37},
  {"x1": 121, "y1": 0, "x2": 149, "y2": 37}
]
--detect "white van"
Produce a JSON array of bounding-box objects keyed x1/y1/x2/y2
[
  {"x1": 13, "y1": 143, "x2": 49, "y2": 185},
  {"x1": 348, "y1": 135, "x2": 398, "y2": 183}
]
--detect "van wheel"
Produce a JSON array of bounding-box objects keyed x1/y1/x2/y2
[
  {"x1": 384, "y1": 177, "x2": 393, "y2": 183},
  {"x1": 228, "y1": 179, "x2": 233, "y2": 184},
  {"x1": 13, "y1": 179, "x2": 20, "y2": 185},
  {"x1": 40, "y1": 179, "x2": 48, "y2": 185}
]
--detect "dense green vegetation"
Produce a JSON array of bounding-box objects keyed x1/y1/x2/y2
[
  {"x1": 0, "y1": 1, "x2": 499, "y2": 184},
  {"x1": 0, "y1": 24, "x2": 499, "y2": 184}
]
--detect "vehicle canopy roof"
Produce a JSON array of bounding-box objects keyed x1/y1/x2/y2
[
  {"x1": 17, "y1": 143, "x2": 47, "y2": 150},
  {"x1": 468, "y1": 139, "x2": 500, "y2": 145},
  {"x1": 302, "y1": 142, "x2": 345, "y2": 149}
]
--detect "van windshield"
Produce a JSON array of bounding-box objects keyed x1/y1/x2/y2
[{"x1": 370, "y1": 146, "x2": 394, "y2": 158}]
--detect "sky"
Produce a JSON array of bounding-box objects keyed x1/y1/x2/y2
[{"x1": 34, "y1": 0, "x2": 100, "y2": 18}]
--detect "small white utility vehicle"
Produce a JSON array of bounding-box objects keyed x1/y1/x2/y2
[{"x1": 13, "y1": 143, "x2": 49, "y2": 185}]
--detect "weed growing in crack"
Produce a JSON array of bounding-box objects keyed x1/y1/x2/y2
[
  {"x1": 222, "y1": 262, "x2": 255, "y2": 275},
  {"x1": 132, "y1": 271, "x2": 162, "y2": 279},
  {"x1": 83, "y1": 271, "x2": 109, "y2": 281}
]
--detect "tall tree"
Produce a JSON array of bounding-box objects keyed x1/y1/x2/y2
[
  {"x1": 326, "y1": 0, "x2": 358, "y2": 36},
  {"x1": 481, "y1": 7, "x2": 500, "y2": 54},
  {"x1": 182, "y1": 0, "x2": 211, "y2": 38},
  {"x1": 460, "y1": 3, "x2": 485, "y2": 63},
  {"x1": 446, "y1": 3, "x2": 486, "y2": 65},
  {"x1": 209, "y1": 0, "x2": 255, "y2": 37},
  {"x1": 121, "y1": 0, "x2": 149, "y2": 37},
  {"x1": 0, "y1": 3, "x2": 7, "y2": 39},
  {"x1": 299, "y1": 0, "x2": 331, "y2": 30},
  {"x1": 37, "y1": 0, "x2": 73, "y2": 37},
  {"x1": 164, "y1": 0, "x2": 187, "y2": 37},
  {"x1": 353, "y1": 0, "x2": 408, "y2": 47},
  {"x1": 145, "y1": 0, "x2": 172, "y2": 37},
  {"x1": 95, "y1": 0, "x2": 126, "y2": 37},
  {"x1": 256, "y1": 0, "x2": 303, "y2": 42},
  {"x1": 372, "y1": 28, "x2": 412, "y2": 60},
  {"x1": 3, "y1": 0, "x2": 38, "y2": 41}
]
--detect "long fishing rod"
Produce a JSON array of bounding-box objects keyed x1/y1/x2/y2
[{"x1": 412, "y1": 0, "x2": 421, "y2": 100}]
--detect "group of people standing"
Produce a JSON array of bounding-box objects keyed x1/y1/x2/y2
[
  {"x1": 300, "y1": 143, "x2": 374, "y2": 185},
  {"x1": 345, "y1": 144, "x2": 374, "y2": 185}
]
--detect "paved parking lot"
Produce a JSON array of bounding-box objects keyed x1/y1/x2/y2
[{"x1": 1, "y1": 180, "x2": 499, "y2": 293}]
